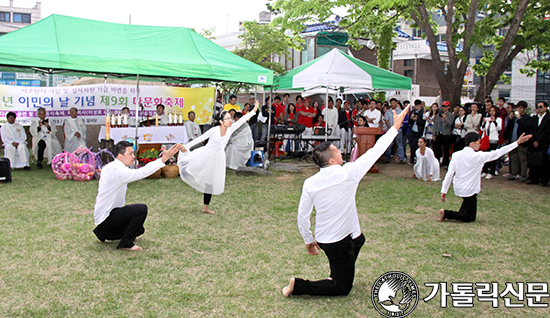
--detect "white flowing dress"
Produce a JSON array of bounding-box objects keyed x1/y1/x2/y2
[
  {"x1": 178, "y1": 110, "x2": 256, "y2": 195},
  {"x1": 414, "y1": 147, "x2": 440, "y2": 181}
]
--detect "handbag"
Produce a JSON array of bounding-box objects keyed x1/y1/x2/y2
[{"x1": 480, "y1": 123, "x2": 490, "y2": 151}]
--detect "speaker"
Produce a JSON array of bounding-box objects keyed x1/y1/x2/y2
[{"x1": 0, "y1": 158, "x2": 12, "y2": 183}]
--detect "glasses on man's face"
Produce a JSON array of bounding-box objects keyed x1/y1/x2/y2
[
  {"x1": 223, "y1": 117, "x2": 232, "y2": 121},
  {"x1": 538, "y1": 106, "x2": 545, "y2": 109}
]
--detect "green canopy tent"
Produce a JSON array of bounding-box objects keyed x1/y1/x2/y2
[
  {"x1": 0, "y1": 14, "x2": 273, "y2": 85},
  {"x1": 265, "y1": 48, "x2": 411, "y2": 141},
  {"x1": 0, "y1": 14, "x2": 273, "y2": 155},
  {"x1": 271, "y1": 48, "x2": 410, "y2": 92}
]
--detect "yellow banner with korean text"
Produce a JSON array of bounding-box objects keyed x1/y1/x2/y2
[{"x1": 0, "y1": 84, "x2": 215, "y2": 126}]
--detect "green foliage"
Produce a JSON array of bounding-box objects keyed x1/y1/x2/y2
[
  {"x1": 140, "y1": 148, "x2": 159, "y2": 159},
  {"x1": 271, "y1": 0, "x2": 550, "y2": 103},
  {"x1": 190, "y1": 27, "x2": 217, "y2": 41},
  {"x1": 233, "y1": 21, "x2": 301, "y2": 75}
]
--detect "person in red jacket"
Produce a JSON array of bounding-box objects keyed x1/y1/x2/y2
[{"x1": 273, "y1": 96, "x2": 285, "y2": 124}]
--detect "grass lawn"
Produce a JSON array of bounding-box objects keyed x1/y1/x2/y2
[{"x1": 0, "y1": 161, "x2": 549, "y2": 317}]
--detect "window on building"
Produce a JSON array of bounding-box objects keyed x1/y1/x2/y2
[
  {"x1": 0, "y1": 12, "x2": 9, "y2": 22},
  {"x1": 13, "y1": 13, "x2": 31, "y2": 24},
  {"x1": 404, "y1": 70, "x2": 414, "y2": 78},
  {"x1": 404, "y1": 59, "x2": 415, "y2": 67},
  {"x1": 436, "y1": 34, "x2": 446, "y2": 42},
  {"x1": 412, "y1": 28, "x2": 424, "y2": 38},
  {"x1": 536, "y1": 51, "x2": 550, "y2": 102},
  {"x1": 498, "y1": 90, "x2": 510, "y2": 99},
  {"x1": 301, "y1": 37, "x2": 315, "y2": 64}
]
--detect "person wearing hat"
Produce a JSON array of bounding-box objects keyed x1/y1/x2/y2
[{"x1": 433, "y1": 101, "x2": 455, "y2": 167}]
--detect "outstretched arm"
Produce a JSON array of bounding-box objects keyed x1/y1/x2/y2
[
  {"x1": 180, "y1": 127, "x2": 215, "y2": 152},
  {"x1": 348, "y1": 105, "x2": 410, "y2": 179},
  {"x1": 230, "y1": 101, "x2": 259, "y2": 134}
]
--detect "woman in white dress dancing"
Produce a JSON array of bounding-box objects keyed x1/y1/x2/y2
[
  {"x1": 178, "y1": 101, "x2": 259, "y2": 214},
  {"x1": 413, "y1": 137, "x2": 440, "y2": 181}
]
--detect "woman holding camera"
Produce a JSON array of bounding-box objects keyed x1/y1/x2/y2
[{"x1": 480, "y1": 106, "x2": 502, "y2": 179}]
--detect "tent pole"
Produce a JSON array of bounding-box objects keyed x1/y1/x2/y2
[
  {"x1": 134, "y1": 74, "x2": 140, "y2": 166},
  {"x1": 266, "y1": 86, "x2": 273, "y2": 166},
  {"x1": 213, "y1": 83, "x2": 219, "y2": 124},
  {"x1": 325, "y1": 86, "x2": 329, "y2": 142}
]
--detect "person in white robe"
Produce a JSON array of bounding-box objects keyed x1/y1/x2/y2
[
  {"x1": 414, "y1": 137, "x2": 440, "y2": 181},
  {"x1": 225, "y1": 112, "x2": 254, "y2": 170},
  {"x1": 63, "y1": 107, "x2": 87, "y2": 153},
  {"x1": 1, "y1": 112, "x2": 30, "y2": 169},
  {"x1": 156, "y1": 104, "x2": 169, "y2": 126},
  {"x1": 122, "y1": 107, "x2": 137, "y2": 127},
  {"x1": 321, "y1": 98, "x2": 341, "y2": 144},
  {"x1": 30, "y1": 107, "x2": 62, "y2": 168},
  {"x1": 184, "y1": 111, "x2": 203, "y2": 151}
]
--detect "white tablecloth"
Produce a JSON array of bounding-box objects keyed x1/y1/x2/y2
[{"x1": 98, "y1": 126, "x2": 189, "y2": 144}]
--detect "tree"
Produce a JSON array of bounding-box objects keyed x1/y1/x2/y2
[
  {"x1": 233, "y1": 21, "x2": 301, "y2": 75},
  {"x1": 271, "y1": 0, "x2": 550, "y2": 105},
  {"x1": 214, "y1": 21, "x2": 302, "y2": 96}
]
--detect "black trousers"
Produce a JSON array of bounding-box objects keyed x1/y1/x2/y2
[
  {"x1": 37, "y1": 140, "x2": 46, "y2": 162},
  {"x1": 93, "y1": 203, "x2": 147, "y2": 249},
  {"x1": 433, "y1": 134, "x2": 451, "y2": 166},
  {"x1": 528, "y1": 151, "x2": 550, "y2": 184},
  {"x1": 443, "y1": 194, "x2": 477, "y2": 222},
  {"x1": 408, "y1": 131, "x2": 422, "y2": 164},
  {"x1": 292, "y1": 233, "x2": 365, "y2": 296}
]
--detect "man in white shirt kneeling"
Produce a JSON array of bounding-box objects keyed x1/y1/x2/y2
[
  {"x1": 93, "y1": 141, "x2": 179, "y2": 251},
  {"x1": 282, "y1": 104, "x2": 410, "y2": 297},
  {"x1": 440, "y1": 132, "x2": 531, "y2": 223}
]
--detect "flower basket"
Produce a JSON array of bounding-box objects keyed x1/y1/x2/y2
[
  {"x1": 51, "y1": 151, "x2": 76, "y2": 180},
  {"x1": 161, "y1": 165, "x2": 179, "y2": 178},
  {"x1": 71, "y1": 146, "x2": 96, "y2": 182},
  {"x1": 92, "y1": 148, "x2": 115, "y2": 180}
]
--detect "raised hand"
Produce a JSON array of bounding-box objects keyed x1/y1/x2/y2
[
  {"x1": 253, "y1": 101, "x2": 259, "y2": 113},
  {"x1": 517, "y1": 133, "x2": 532, "y2": 145},
  {"x1": 393, "y1": 105, "x2": 411, "y2": 130},
  {"x1": 160, "y1": 144, "x2": 180, "y2": 163}
]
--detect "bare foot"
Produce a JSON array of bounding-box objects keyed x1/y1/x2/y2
[
  {"x1": 439, "y1": 209, "x2": 446, "y2": 222},
  {"x1": 202, "y1": 208, "x2": 215, "y2": 214},
  {"x1": 282, "y1": 277, "x2": 295, "y2": 297},
  {"x1": 119, "y1": 245, "x2": 142, "y2": 251}
]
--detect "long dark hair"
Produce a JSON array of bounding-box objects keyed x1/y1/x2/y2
[
  {"x1": 287, "y1": 103, "x2": 296, "y2": 114},
  {"x1": 214, "y1": 110, "x2": 230, "y2": 127}
]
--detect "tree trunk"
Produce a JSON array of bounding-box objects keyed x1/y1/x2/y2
[{"x1": 473, "y1": 0, "x2": 530, "y2": 102}]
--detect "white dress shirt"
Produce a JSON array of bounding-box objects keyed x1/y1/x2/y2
[
  {"x1": 321, "y1": 106, "x2": 339, "y2": 130},
  {"x1": 441, "y1": 142, "x2": 519, "y2": 198},
  {"x1": 364, "y1": 109, "x2": 381, "y2": 128},
  {"x1": 94, "y1": 158, "x2": 164, "y2": 225},
  {"x1": 297, "y1": 127, "x2": 398, "y2": 244}
]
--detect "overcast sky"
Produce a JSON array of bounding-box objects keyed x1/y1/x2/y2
[{"x1": 2, "y1": 0, "x2": 271, "y2": 35}]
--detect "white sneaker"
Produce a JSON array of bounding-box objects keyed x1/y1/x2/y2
[
  {"x1": 481, "y1": 173, "x2": 487, "y2": 178},
  {"x1": 485, "y1": 174, "x2": 493, "y2": 179}
]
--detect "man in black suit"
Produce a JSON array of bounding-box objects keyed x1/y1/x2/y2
[
  {"x1": 407, "y1": 99, "x2": 426, "y2": 164},
  {"x1": 504, "y1": 101, "x2": 531, "y2": 181},
  {"x1": 527, "y1": 101, "x2": 550, "y2": 186},
  {"x1": 338, "y1": 101, "x2": 354, "y2": 155}
]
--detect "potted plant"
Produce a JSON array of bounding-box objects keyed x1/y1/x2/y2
[{"x1": 139, "y1": 148, "x2": 162, "y2": 179}]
